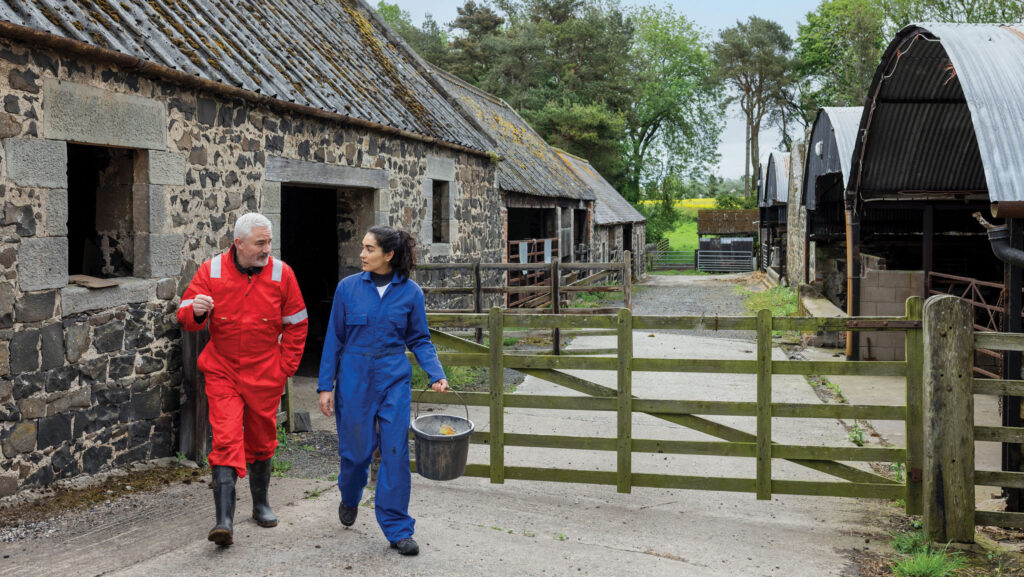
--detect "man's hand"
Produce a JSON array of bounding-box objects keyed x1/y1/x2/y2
[
  {"x1": 192, "y1": 294, "x2": 214, "y2": 316},
  {"x1": 431, "y1": 379, "x2": 449, "y2": 393},
  {"x1": 318, "y1": 391, "x2": 334, "y2": 417}
]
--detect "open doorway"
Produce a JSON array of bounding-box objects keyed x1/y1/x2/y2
[{"x1": 281, "y1": 185, "x2": 338, "y2": 376}]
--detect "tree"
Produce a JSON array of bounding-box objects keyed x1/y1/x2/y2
[
  {"x1": 712, "y1": 17, "x2": 796, "y2": 196},
  {"x1": 447, "y1": 1, "x2": 506, "y2": 83},
  {"x1": 877, "y1": 0, "x2": 1024, "y2": 39},
  {"x1": 797, "y1": 0, "x2": 886, "y2": 113},
  {"x1": 620, "y1": 6, "x2": 724, "y2": 203},
  {"x1": 376, "y1": 2, "x2": 449, "y2": 67}
]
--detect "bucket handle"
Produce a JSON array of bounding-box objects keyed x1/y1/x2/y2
[{"x1": 413, "y1": 387, "x2": 470, "y2": 422}]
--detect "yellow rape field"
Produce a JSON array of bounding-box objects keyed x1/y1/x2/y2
[{"x1": 637, "y1": 198, "x2": 716, "y2": 210}]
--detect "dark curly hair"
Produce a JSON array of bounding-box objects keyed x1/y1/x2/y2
[{"x1": 368, "y1": 225, "x2": 417, "y2": 279}]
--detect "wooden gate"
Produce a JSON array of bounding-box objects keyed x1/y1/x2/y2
[{"x1": 411, "y1": 298, "x2": 925, "y2": 511}]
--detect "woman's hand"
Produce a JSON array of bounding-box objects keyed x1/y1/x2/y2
[
  {"x1": 318, "y1": 391, "x2": 334, "y2": 417},
  {"x1": 431, "y1": 379, "x2": 449, "y2": 393}
]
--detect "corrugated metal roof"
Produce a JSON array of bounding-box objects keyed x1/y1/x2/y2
[
  {"x1": 763, "y1": 151, "x2": 790, "y2": 207},
  {"x1": 555, "y1": 150, "x2": 643, "y2": 225},
  {"x1": 0, "y1": 0, "x2": 492, "y2": 151},
  {"x1": 804, "y1": 107, "x2": 862, "y2": 211},
  {"x1": 757, "y1": 161, "x2": 767, "y2": 206},
  {"x1": 434, "y1": 68, "x2": 594, "y2": 201},
  {"x1": 850, "y1": 23, "x2": 1024, "y2": 203}
]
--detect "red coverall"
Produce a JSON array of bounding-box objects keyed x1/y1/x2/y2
[{"x1": 177, "y1": 247, "x2": 308, "y2": 478}]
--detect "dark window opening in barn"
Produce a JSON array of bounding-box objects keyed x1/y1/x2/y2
[
  {"x1": 282, "y1": 185, "x2": 339, "y2": 376},
  {"x1": 67, "y1": 144, "x2": 135, "y2": 278},
  {"x1": 573, "y1": 209, "x2": 588, "y2": 261},
  {"x1": 623, "y1": 224, "x2": 633, "y2": 254},
  {"x1": 432, "y1": 180, "x2": 450, "y2": 244},
  {"x1": 507, "y1": 208, "x2": 555, "y2": 241}
]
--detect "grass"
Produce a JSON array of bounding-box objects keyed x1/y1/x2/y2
[
  {"x1": 847, "y1": 422, "x2": 866, "y2": 447},
  {"x1": 649, "y1": 269, "x2": 707, "y2": 276},
  {"x1": 891, "y1": 548, "x2": 966, "y2": 577},
  {"x1": 736, "y1": 284, "x2": 798, "y2": 317},
  {"x1": 574, "y1": 290, "x2": 625, "y2": 308},
  {"x1": 271, "y1": 459, "x2": 292, "y2": 477},
  {"x1": 412, "y1": 363, "x2": 485, "y2": 391},
  {"x1": 665, "y1": 219, "x2": 698, "y2": 252}
]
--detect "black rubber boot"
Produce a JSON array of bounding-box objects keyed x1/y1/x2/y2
[
  {"x1": 249, "y1": 458, "x2": 278, "y2": 528},
  {"x1": 208, "y1": 466, "x2": 237, "y2": 546}
]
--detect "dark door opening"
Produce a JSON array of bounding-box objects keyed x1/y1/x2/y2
[
  {"x1": 67, "y1": 144, "x2": 135, "y2": 278},
  {"x1": 281, "y1": 185, "x2": 338, "y2": 377}
]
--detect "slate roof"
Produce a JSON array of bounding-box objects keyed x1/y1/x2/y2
[
  {"x1": 556, "y1": 150, "x2": 643, "y2": 225},
  {"x1": 0, "y1": 0, "x2": 491, "y2": 151},
  {"x1": 434, "y1": 67, "x2": 594, "y2": 200}
]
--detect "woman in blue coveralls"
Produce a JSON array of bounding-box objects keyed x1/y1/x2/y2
[{"x1": 317, "y1": 225, "x2": 448, "y2": 556}]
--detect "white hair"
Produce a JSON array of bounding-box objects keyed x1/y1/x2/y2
[{"x1": 233, "y1": 212, "x2": 273, "y2": 240}]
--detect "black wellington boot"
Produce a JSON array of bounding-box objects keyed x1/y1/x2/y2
[
  {"x1": 208, "y1": 466, "x2": 237, "y2": 546},
  {"x1": 249, "y1": 458, "x2": 278, "y2": 528}
]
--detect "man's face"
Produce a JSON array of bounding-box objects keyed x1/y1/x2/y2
[{"x1": 235, "y1": 226, "x2": 272, "y2": 269}]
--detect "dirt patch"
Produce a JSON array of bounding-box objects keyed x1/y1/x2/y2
[{"x1": 0, "y1": 463, "x2": 204, "y2": 543}]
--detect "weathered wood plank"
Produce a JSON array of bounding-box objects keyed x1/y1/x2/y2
[
  {"x1": 923, "y1": 295, "x2": 975, "y2": 543},
  {"x1": 771, "y1": 445, "x2": 906, "y2": 462},
  {"x1": 632, "y1": 316, "x2": 757, "y2": 331},
  {"x1": 489, "y1": 308, "x2": 505, "y2": 484},
  {"x1": 501, "y1": 314, "x2": 618, "y2": 329},
  {"x1": 632, "y1": 439, "x2": 756, "y2": 457},
  {"x1": 415, "y1": 262, "x2": 475, "y2": 270},
  {"x1": 974, "y1": 331, "x2": 1024, "y2": 352},
  {"x1": 905, "y1": 296, "x2": 924, "y2": 515},
  {"x1": 756, "y1": 309, "x2": 772, "y2": 501},
  {"x1": 771, "y1": 480, "x2": 906, "y2": 500},
  {"x1": 426, "y1": 313, "x2": 489, "y2": 328},
  {"x1": 773, "y1": 360, "x2": 907, "y2": 377},
  {"x1": 617, "y1": 308, "x2": 633, "y2": 494},
  {"x1": 975, "y1": 470, "x2": 1024, "y2": 489},
  {"x1": 974, "y1": 426, "x2": 1024, "y2": 443},
  {"x1": 973, "y1": 379, "x2": 1024, "y2": 396},
  {"x1": 631, "y1": 473, "x2": 755, "y2": 493},
  {"x1": 421, "y1": 287, "x2": 475, "y2": 295},
  {"x1": 631, "y1": 399, "x2": 756, "y2": 416},
  {"x1": 771, "y1": 403, "x2": 906, "y2": 421},
  {"x1": 975, "y1": 510, "x2": 1024, "y2": 529},
  {"x1": 559, "y1": 348, "x2": 619, "y2": 356},
  {"x1": 632, "y1": 358, "x2": 759, "y2": 373}
]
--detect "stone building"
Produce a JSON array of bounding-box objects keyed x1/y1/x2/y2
[
  {"x1": 555, "y1": 150, "x2": 645, "y2": 279},
  {"x1": 434, "y1": 68, "x2": 595, "y2": 271},
  {"x1": 0, "y1": 0, "x2": 501, "y2": 494}
]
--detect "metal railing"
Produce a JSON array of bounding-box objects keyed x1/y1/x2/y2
[{"x1": 699, "y1": 250, "x2": 756, "y2": 273}]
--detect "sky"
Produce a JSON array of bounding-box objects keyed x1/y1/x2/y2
[{"x1": 383, "y1": 0, "x2": 823, "y2": 180}]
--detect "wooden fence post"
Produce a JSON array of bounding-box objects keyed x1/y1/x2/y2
[
  {"x1": 904, "y1": 296, "x2": 924, "y2": 515},
  {"x1": 617, "y1": 307, "x2": 633, "y2": 493},
  {"x1": 756, "y1": 308, "x2": 773, "y2": 500},
  {"x1": 551, "y1": 260, "x2": 560, "y2": 355},
  {"x1": 474, "y1": 259, "x2": 483, "y2": 344},
  {"x1": 923, "y1": 295, "x2": 975, "y2": 543},
  {"x1": 623, "y1": 250, "x2": 632, "y2": 310},
  {"x1": 489, "y1": 307, "x2": 505, "y2": 484}
]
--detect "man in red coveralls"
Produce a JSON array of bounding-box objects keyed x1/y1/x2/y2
[{"x1": 177, "y1": 212, "x2": 307, "y2": 547}]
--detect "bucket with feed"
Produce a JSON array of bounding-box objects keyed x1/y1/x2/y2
[{"x1": 411, "y1": 391, "x2": 474, "y2": 481}]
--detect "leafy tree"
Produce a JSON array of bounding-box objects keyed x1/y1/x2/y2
[
  {"x1": 620, "y1": 5, "x2": 723, "y2": 203},
  {"x1": 447, "y1": 1, "x2": 506, "y2": 83},
  {"x1": 877, "y1": 0, "x2": 1024, "y2": 39},
  {"x1": 712, "y1": 17, "x2": 796, "y2": 197},
  {"x1": 531, "y1": 100, "x2": 626, "y2": 180},
  {"x1": 376, "y1": 2, "x2": 449, "y2": 66},
  {"x1": 798, "y1": 0, "x2": 885, "y2": 111}
]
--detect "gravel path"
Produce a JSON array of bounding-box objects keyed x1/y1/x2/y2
[{"x1": 631, "y1": 272, "x2": 763, "y2": 341}]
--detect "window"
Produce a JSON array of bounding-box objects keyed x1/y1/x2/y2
[
  {"x1": 432, "y1": 180, "x2": 450, "y2": 244},
  {"x1": 67, "y1": 144, "x2": 135, "y2": 278}
]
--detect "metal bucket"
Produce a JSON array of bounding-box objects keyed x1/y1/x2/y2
[{"x1": 411, "y1": 391, "x2": 474, "y2": 481}]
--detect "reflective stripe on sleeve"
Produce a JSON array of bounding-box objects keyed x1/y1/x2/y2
[
  {"x1": 282, "y1": 309, "x2": 308, "y2": 325},
  {"x1": 272, "y1": 258, "x2": 283, "y2": 282},
  {"x1": 210, "y1": 255, "x2": 222, "y2": 278},
  {"x1": 178, "y1": 298, "x2": 194, "y2": 310}
]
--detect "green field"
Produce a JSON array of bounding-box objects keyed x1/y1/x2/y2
[{"x1": 665, "y1": 219, "x2": 698, "y2": 252}]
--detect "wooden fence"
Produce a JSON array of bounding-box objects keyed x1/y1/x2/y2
[
  {"x1": 925, "y1": 295, "x2": 1024, "y2": 542},
  {"x1": 415, "y1": 252, "x2": 632, "y2": 354},
  {"x1": 411, "y1": 298, "x2": 924, "y2": 509}
]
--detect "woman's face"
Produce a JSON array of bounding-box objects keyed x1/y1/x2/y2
[{"x1": 360, "y1": 233, "x2": 394, "y2": 275}]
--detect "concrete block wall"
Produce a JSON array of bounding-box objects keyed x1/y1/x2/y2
[{"x1": 857, "y1": 267, "x2": 924, "y2": 361}]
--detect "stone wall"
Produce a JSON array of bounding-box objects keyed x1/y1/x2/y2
[
  {"x1": 0, "y1": 38, "x2": 500, "y2": 495},
  {"x1": 786, "y1": 142, "x2": 807, "y2": 287}
]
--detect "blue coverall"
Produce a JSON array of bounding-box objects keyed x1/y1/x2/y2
[{"x1": 317, "y1": 271, "x2": 445, "y2": 543}]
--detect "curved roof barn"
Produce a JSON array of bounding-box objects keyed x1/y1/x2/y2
[
  {"x1": 762, "y1": 151, "x2": 790, "y2": 208},
  {"x1": 0, "y1": 0, "x2": 492, "y2": 153},
  {"x1": 849, "y1": 23, "x2": 1024, "y2": 213},
  {"x1": 803, "y1": 107, "x2": 862, "y2": 211}
]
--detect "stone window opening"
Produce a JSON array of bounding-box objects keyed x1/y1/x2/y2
[
  {"x1": 66, "y1": 144, "x2": 136, "y2": 278},
  {"x1": 432, "y1": 180, "x2": 450, "y2": 244}
]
